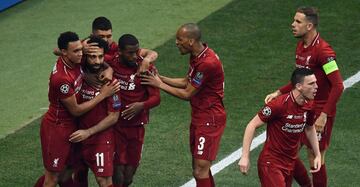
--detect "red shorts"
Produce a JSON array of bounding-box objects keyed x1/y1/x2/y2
[
  {"x1": 82, "y1": 143, "x2": 114, "y2": 177},
  {"x1": 257, "y1": 162, "x2": 292, "y2": 187},
  {"x1": 190, "y1": 123, "x2": 225, "y2": 161},
  {"x1": 114, "y1": 127, "x2": 145, "y2": 167},
  {"x1": 40, "y1": 117, "x2": 77, "y2": 172},
  {"x1": 302, "y1": 114, "x2": 335, "y2": 151}
]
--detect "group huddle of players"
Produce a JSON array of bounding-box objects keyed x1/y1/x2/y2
[{"x1": 34, "y1": 6, "x2": 344, "y2": 187}]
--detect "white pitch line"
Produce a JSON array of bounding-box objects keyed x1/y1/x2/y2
[{"x1": 181, "y1": 70, "x2": 360, "y2": 187}]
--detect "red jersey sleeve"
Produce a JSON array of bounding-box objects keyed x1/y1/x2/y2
[
  {"x1": 257, "y1": 99, "x2": 282, "y2": 123},
  {"x1": 107, "y1": 91, "x2": 122, "y2": 113},
  {"x1": 53, "y1": 76, "x2": 75, "y2": 100},
  {"x1": 143, "y1": 65, "x2": 161, "y2": 110},
  {"x1": 190, "y1": 60, "x2": 214, "y2": 89},
  {"x1": 318, "y1": 45, "x2": 344, "y2": 115}
]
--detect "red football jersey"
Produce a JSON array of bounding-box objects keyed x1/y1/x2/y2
[
  {"x1": 77, "y1": 80, "x2": 121, "y2": 145},
  {"x1": 279, "y1": 33, "x2": 343, "y2": 116},
  {"x1": 43, "y1": 57, "x2": 83, "y2": 125},
  {"x1": 104, "y1": 42, "x2": 118, "y2": 62},
  {"x1": 188, "y1": 44, "x2": 226, "y2": 126},
  {"x1": 258, "y1": 92, "x2": 315, "y2": 170},
  {"x1": 108, "y1": 54, "x2": 160, "y2": 128}
]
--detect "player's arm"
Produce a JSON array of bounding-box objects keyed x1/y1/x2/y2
[
  {"x1": 141, "y1": 73, "x2": 197, "y2": 100},
  {"x1": 159, "y1": 75, "x2": 188, "y2": 88},
  {"x1": 138, "y1": 48, "x2": 158, "y2": 73},
  {"x1": 238, "y1": 114, "x2": 265, "y2": 175},
  {"x1": 304, "y1": 124, "x2": 321, "y2": 173},
  {"x1": 61, "y1": 80, "x2": 120, "y2": 116},
  {"x1": 264, "y1": 82, "x2": 292, "y2": 104},
  {"x1": 69, "y1": 111, "x2": 119, "y2": 142}
]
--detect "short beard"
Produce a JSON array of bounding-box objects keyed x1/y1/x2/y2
[{"x1": 84, "y1": 62, "x2": 104, "y2": 74}]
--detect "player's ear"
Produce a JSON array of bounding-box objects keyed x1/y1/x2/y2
[
  {"x1": 61, "y1": 48, "x2": 67, "y2": 56},
  {"x1": 306, "y1": 22, "x2": 313, "y2": 31},
  {"x1": 295, "y1": 82, "x2": 302, "y2": 91}
]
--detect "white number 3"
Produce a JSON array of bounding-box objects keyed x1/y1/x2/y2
[{"x1": 197, "y1": 137, "x2": 206, "y2": 151}]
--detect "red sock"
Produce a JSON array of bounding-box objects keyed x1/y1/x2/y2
[
  {"x1": 33, "y1": 175, "x2": 45, "y2": 187},
  {"x1": 312, "y1": 164, "x2": 327, "y2": 187},
  {"x1": 195, "y1": 177, "x2": 212, "y2": 187},
  {"x1": 293, "y1": 158, "x2": 311, "y2": 187},
  {"x1": 108, "y1": 185, "x2": 113, "y2": 187},
  {"x1": 209, "y1": 170, "x2": 215, "y2": 187}
]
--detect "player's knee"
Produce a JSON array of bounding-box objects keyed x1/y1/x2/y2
[
  {"x1": 123, "y1": 178, "x2": 133, "y2": 186},
  {"x1": 96, "y1": 176, "x2": 111, "y2": 187},
  {"x1": 192, "y1": 162, "x2": 211, "y2": 178}
]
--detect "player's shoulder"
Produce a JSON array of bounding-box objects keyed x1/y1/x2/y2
[{"x1": 316, "y1": 36, "x2": 335, "y2": 54}]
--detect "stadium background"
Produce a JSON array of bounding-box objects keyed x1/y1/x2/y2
[{"x1": 0, "y1": 0, "x2": 359, "y2": 186}]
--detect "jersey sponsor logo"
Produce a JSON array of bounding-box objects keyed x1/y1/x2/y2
[
  {"x1": 262, "y1": 106, "x2": 271, "y2": 117},
  {"x1": 281, "y1": 122, "x2": 306, "y2": 133},
  {"x1": 192, "y1": 72, "x2": 203, "y2": 86},
  {"x1": 60, "y1": 84, "x2": 70, "y2": 94}
]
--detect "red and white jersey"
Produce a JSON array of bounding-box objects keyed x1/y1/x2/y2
[
  {"x1": 77, "y1": 80, "x2": 121, "y2": 145},
  {"x1": 188, "y1": 44, "x2": 226, "y2": 126},
  {"x1": 258, "y1": 92, "x2": 315, "y2": 170},
  {"x1": 104, "y1": 42, "x2": 118, "y2": 62},
  {"x1": 280, "y1": 33, "x2": 343, "y2": 116},
  {"x1": 108, "y1": 54, "x2": 160, "y2": 128},
  {"x1": 43, "y1": 57, "x2": 83, "y2": 125}
]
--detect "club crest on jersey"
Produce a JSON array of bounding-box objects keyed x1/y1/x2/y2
[
  {"x1": 60, "y1": 84, "x2": 70, "y2": 94},
  {"x1": 262, "y1": 106, "x2": 271, "y2": 117},
  {"x1": 53, "y1": 158, "x2": 59, "y2": 167},
  {"x1": 192, "y1": 72, "x2": 203, "y2": 86}
]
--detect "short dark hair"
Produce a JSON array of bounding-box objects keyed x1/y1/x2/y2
[
  {"x1": 291, "y1": 68, "x2": 314, "y2": 87},
  {"x1": 87, "y1": 36, "x2": 109, "y2": 53},
  {"x1": 180, "y1": 23, "x2": 201, "y2": 41},
  {"x1": 296, "y1": 6, "x2": 319, "y2": 27},
  {"x1": 118, "y1": 34, "x2": 139, "y2": 50},
  {"x1": 57, "y1": 31, "x2": 79, "y2": 50},
  {"x1": 92, "y1": 16, "x2": 112, "y2": 31}
]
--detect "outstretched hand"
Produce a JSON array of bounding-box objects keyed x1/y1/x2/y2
[{"x1": 140, "y1": 71, "x2": 163, "y2": 88}]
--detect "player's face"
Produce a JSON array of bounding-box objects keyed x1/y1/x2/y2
[
  {"x1": 119, "y1": 44, "x2": 139, "y2": 64},
  {"x1": 175, "y1": 28, "x2": 191, "y2": 55},
  {"x1": 299, "y1": 74, "x2": 318, "y2": 100},
  {"x1": 63, "y1": 40, "x2": 83, "y2": 64},
  {"x1": 93, "y1": 29, "x2": 113, "y2": 46},
  {"x1": 291, "y1": 12, "x2": 311, "y2": 38},
  {"x1": 86, "y1": 48, "x2": 104, "y2": 73}
]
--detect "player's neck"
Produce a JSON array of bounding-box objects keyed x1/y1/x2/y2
[
  {"x1": 291, "y1": 90, "x2": 305, "y2": 105},
  {"x1": 191, "y1": 42, "x2": 205, "y2": 57},
  {"x1": 302, "y1": 30, "x2": 318, "y2": 48},
  {"x1": 61, "y1": 56, "x2": 75, "y2": 69}
]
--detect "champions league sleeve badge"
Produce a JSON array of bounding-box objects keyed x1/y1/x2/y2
[
  {"x1": 60, "y1": 84, "x2": 70, "y2": 94},
  {"x1": 262, "y1": 106, "x2": 272, "y2": 117}
]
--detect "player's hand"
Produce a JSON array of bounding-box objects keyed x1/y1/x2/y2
[
  {"x1": 121, "y1": 102, "x2": 144, "y2": 120},
  {"x1": 264, "y1": 90, "x2": 281, "y2": 104},
  {"x1": 314, "y1": 112, "x2": 327, "y2": 132},
  {"x1": 310, "y1": 154, "x2": 321, "y2": 173},
  {"x1": 140, "y1": 72, "x2": 162, "y2": 88},
  {"x1": 69, "y1": 130, "x2": 91, "y2": 143},
  {"x1": 100, "y1": 79, "x2": 120, "y2": 97},
  {"x1": 137, "y1": 58, "x2": 150, "y2": 75},
  {"x1": 82, "y1": 38, "x2": 99, "y2": 55},
  {"x1": 238, "y1": 156, "x2": 250, "y2": 175},
  {"x1": 99, "y1": 67, "x2": 113, "y2": 82}
]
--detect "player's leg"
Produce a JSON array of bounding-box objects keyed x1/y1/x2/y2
[
  {"x1": 113, "y1": 165, "x2": 125, "y2": 187},
  {"x1": 33, "y1": 175, "x2": 45, "y2": 187},
  {"x1": 293, "y1": 156, "x2": 312, "y2": 187},
  {"x1": 95, "y1": 176, "x2": 113, "y2": 187},
  {"x1": 258, "y1": 162, "x2": 286, "y2": 187},
  {"x1": 193, "y1": 158, "x2": 212, "y2": 187}
]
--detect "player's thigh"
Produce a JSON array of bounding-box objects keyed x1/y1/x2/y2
[
  {"x1": 190, "y1": 124, "x2": 225, "y2": 161},
  {"x1": 40, "y1": 119, "x2": 75, "y2": 172},
  {"x1": 83, "y1": 144, "x2": 114, "y2": 177},
  {"x1": 258, "y1": 163, "x2": 287, "y2": 187}
]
